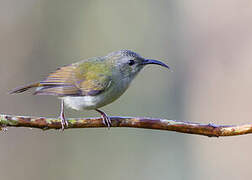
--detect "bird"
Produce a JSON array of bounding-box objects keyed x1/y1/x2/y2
[{"x1": 10, "y1": 50, "x2": 170, "y2": 130}]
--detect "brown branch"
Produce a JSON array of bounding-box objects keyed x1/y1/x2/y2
[{"x1": 0, "y1": 114, "x2": 252, "y2": 137}]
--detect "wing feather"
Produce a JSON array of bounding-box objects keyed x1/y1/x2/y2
[{"x1": 35, "y1": 61, "x2": 112, "y2": 96}]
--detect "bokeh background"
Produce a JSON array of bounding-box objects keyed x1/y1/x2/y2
[{"x1": 1, "y1": 0, "x2": 252, "y2": 179}]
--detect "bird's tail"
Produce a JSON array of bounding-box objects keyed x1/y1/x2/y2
[{"x1": 9, "y1": 82, "x2": 40, "y2": 94}]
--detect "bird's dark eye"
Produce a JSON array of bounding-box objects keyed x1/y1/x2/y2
[{"x1": 128, "y1": 60, "x2": 135, "y2": 66}]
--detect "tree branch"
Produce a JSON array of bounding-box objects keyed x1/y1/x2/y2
[{"x1": 0, "y1": 114, "x2": 251, "y2": 137}]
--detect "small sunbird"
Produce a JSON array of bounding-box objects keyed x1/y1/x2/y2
[{"x1": 10, "y1": 50, "x2": 170, "y2": 130}]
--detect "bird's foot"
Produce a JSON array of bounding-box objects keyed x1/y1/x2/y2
[
  {"x1": 102, "y1": 115, "x2": 111, "y2": 129},
  {"x1": 59, "y1": 99, "x2": 68, "y2": 131},
  {"x1": 95, "y1": 109, "x2": 111, "y2": 129},
  {"x1": 59, "y1": 112, "x2": 68, "y2": 131}
]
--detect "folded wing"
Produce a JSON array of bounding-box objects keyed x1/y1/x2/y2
[{"x1": 35, "y1": 61, "x2": 112, "y2": 97}]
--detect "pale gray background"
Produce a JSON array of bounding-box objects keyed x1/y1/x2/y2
[{"x1": 1, "y1": 0, "x2": 252, "y2": 180}]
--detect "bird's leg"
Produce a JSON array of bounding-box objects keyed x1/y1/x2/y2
[
  {"x1": 95, "y1": 109, "x2": 111, "y2": 128},
  {"x1": 59, "y1": 99, "x2": 68, "y2": 130}
]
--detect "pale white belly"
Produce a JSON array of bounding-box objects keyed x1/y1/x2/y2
[
  {"x1": 62, "y1": 96, "x2": 101, "y2": 110},
  {"x1": 62, "y1": 77, "x2": 131, "y2": 111}
]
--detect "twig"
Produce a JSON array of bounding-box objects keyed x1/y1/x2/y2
[{"x1": 0, "y1": 114, "x2": 251, "y2": 137}]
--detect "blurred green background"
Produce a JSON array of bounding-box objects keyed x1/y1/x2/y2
[{"x1": 1, "y1": 0, "x2": 252, "y2": 179}]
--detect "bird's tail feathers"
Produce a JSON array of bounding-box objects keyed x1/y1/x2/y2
[{"x1": 9, "y1": 82, "x2": 40, "y2": 94}]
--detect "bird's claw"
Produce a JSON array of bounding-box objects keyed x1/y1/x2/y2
[
  {"x1": 96, "y1": 109, "x2": 112, "y2": 129},
  {"x1": 59, "y1": 112, "x2": 68, "y2": 131},
  {"x1": 102, "y1": 115, "x2": 112, "y2": 129}
]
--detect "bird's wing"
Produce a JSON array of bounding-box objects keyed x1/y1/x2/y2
[{"x1": 34, "y1": 61, "x2": 112, "y2": 96}]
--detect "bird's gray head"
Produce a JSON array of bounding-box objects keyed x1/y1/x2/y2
[{"x1": 106, "y1": 50, "x2": 170, "y2": 78}]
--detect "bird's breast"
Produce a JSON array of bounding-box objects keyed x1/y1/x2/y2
[{"x1": 62, "y1": 76, "x2": 132, "y2": 111}]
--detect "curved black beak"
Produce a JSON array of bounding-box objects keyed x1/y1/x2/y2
[{"x1": 141, "y1": 59, "x2": 170, "y2": 69}]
